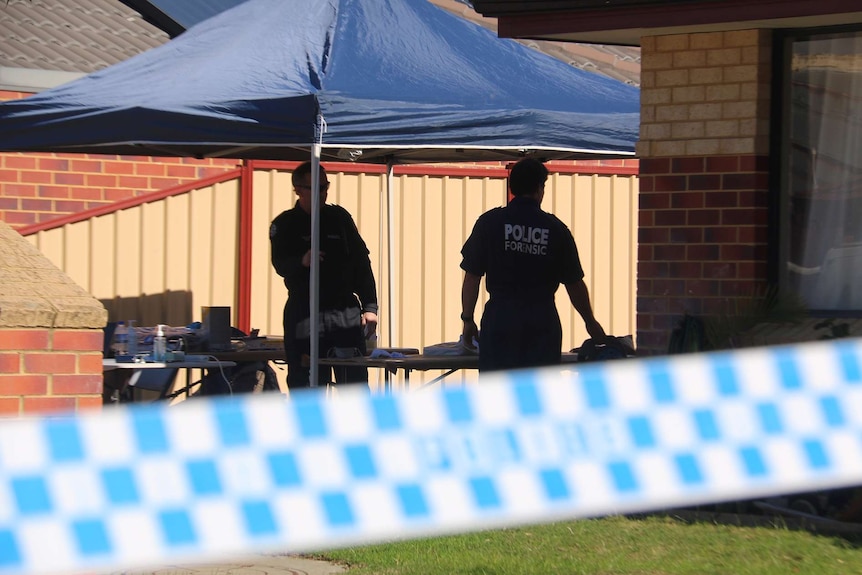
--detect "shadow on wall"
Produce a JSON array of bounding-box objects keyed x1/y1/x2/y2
[{"x1": 100, "y1": 290, "x2": 195, "y2": 328}]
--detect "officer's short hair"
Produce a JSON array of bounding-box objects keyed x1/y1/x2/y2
[
  {"x1": 292, "y1": 161, "x2": 327, "y2": 188},
  {"x1": 509, "y1": 158, "x2": 548, "y2": 197}
]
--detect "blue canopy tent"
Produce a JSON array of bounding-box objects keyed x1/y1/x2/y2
[{"x1": 0, "y1": 0, "x2": 639, "y2": 384}]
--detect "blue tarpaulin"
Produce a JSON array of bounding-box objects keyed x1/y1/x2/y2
[{"x1": 0, "y1": 0, "x2": 639, "y2": 162}]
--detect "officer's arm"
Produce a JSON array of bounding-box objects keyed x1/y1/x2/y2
[
  {"x1": 564, "y1": 280, "x2": 606, "y2": 340},
  {"x1": 270, "y1": 222, "x2": 305, "y2": 286},
  {"x1": 461, "y1": 272, "x2": 481, "y2": 349}
]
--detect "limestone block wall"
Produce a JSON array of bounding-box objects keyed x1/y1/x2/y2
[{"x1": 0, "y1": 221, "x2": 106, "y2": 415}]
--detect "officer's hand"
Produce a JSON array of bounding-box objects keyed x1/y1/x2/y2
[
  {"x1": 585, "y1": 319, "x2": 607, "y2": 341},
  {"x1": 362, "y1": 311, "x2": 378, "y2": 338},
  {"x1": 462, "y1": 319, "x2": 479, "y2": 351}
]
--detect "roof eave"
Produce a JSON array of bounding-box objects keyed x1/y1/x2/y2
[{"x1": 472, "y1": 0, "x2": 862, "y2": 46}]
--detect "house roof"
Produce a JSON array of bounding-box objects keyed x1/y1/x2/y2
[
  {"x1": 470, "y1": 0, "x2": 862, "y2": 46},
  {"x1": 0, "y1": 0, "x2": 167, "y2": 91},
  {"x1": 115, "y1": 0, "x2": 253, "y2": 38}
]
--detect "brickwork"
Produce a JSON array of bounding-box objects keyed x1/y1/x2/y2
[
  {"x1": 0, "y1": 90, "x2": 240, "y2": 229},
  {"x1": 0, "y1": 329, "x2": 104, "y2": 415},
  {"x1": 0, "y1": 221, "x2": 107, "y2": 416},
  {"x1": 636, "y1": 30, "x2": 772, "y2": 355}
]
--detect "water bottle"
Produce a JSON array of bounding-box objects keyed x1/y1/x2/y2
[
  {"x1": 111, "y1": 321, "x2": 127, "y2": 357},
  {"x1": 153, "y1": 324, "x2": 167, "y2": 362}
]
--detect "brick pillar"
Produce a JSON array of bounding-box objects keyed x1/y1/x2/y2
[
  {"x1": 636, "y1": 30, "x2": 772, "y2": 355},
  {"x1": 0, "y1": 222, "x2": 107, "y2": 415}
]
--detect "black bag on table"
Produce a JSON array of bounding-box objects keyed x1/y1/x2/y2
[{"x1": 575, "y1": 336, "x2": 636, "y2": 363}]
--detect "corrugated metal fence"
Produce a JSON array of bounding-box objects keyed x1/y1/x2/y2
[{"x1": 25, "y1": 162, "x2": 638, "y2": 392}]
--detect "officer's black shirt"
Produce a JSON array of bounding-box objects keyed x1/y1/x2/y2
[
  {"x1": 460, "y1": 195, "x2": 584, "y2": 301},
  {"x1": 270, "y1": 201, "x2": 377, "y2": 315}
]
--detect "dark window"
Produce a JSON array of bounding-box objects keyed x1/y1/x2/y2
[{"x1": 779, "y1": 28, "x2": 862, "y2": 312}]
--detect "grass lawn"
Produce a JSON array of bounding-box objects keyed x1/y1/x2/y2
[{"x1": 316, "y1": 514, "x2": 862, "y2": 575}]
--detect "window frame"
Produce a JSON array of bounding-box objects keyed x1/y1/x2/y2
[{"x1": 773, "y1": 23, "x2": 862, "y2": 317}]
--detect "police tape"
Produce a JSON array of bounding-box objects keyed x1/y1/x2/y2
[{"x1": 3, "y1": 337, "x2": 862, "y2": 574}]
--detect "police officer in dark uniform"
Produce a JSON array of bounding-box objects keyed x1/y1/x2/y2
[
  {"x1": 270, "y1": 161, "x2": 378, "y2": 389},
  {"x1": 460, "y1": 158, "x2": 605, "y2": 372}
]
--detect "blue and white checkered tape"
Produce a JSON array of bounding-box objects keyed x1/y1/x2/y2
[{"x1": 3, "y1": 337, "x2": 862, "y2": 574}]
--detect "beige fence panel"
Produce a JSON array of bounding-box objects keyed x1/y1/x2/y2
[
  {"x1": 27, "y1": 181, "x2": 241, "y2": 327},
  {"x1": 26, "y1": 166, "x2": 637, "y2": 396}
]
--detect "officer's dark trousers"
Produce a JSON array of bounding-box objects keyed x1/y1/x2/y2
[
  {"x1": 283, "y1": 305, "x2": 368, "y2": 389},
  {"x1": 479, "y1": 297, "x2": 562, "y2": 372}
]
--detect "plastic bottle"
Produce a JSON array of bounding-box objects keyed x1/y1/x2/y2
[
  {"x1": 153, "y1": 324, "x2": 167, "y2": 362},
  {"x1": 111, "y1": 321, "x2": 127, "y2": 357}
]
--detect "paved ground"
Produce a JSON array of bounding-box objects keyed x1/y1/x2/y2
[{"x1": 107, "y1": 554, "x2": 346, "y2": 574}]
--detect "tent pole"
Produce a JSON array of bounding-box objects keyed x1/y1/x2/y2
[
  {"x1": 386, "y1": 162, "x2": 395, "y2": 348},
  {"x1": 309, "y1": 143, "x2": 321, "y2": 387}
]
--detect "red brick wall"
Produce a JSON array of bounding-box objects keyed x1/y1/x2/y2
[
  {"x1": 0, "y1": 90, "x2": 240, "y2": 229},
  {"x1": 0, "y1": 328, "x2": 104, "y2": 416},
  {"x1": 636, "y1": 154, "x2": 770, "y2": 351}
]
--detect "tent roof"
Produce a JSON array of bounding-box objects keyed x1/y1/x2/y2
[{"x1": 0, "y1": 0, "x2": 640, "y2": 163}]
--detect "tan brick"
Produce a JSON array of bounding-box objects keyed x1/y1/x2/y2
[
  {"x1": 686, "y1": 139, "x2": 721, "y2": 156},
  {"x1": 740, "y1": 82, "x2": 769, "y2": 100},
  {"x1": 0, "y1": 296, "x2": 55, "y2": 328},
  {"x1": 641, "y1": 52, "x2": 673, "y2": 71},
  {"x1": 688, "y1": 103, "x2": 723, "y2": 121},
  {"x1": 690, "y1": 32, "x2": 724, "y2": 50},
  {"x1": 641, "y1": 123, "x2": 672, "y2": 140},
  {"x1": 641, "y1": 36, "x2": 657, "y2": 51},
  {"x1": 51, "y1": 297, "x2": 108, "y2": 329},
  {"x1": 724, "y1": 29, "x2": 760, "y2": 47},
  {"x1": 722, "y1": 101, "x2": 759, "y2": 120},
  {"x1": 707, "y1": 48, "x2": 742, "y2": 67},
  {"x1": 705, "y1": 120, "x2": 740, "y2": 138},
  {"x1": 656, "y1": 69, "x2": 689, "y2": 87},
  {"x1": 724, "y1": 65, "x2": 759, "y2": 83},
  {"x1": 705, "y1": 84, "x2": 740, "y2": 102},
  {"x1": 738, "y1": 118, "x2": 764, "y2": 137},
  {"x1": 642, "y1": 88, "x2": 672, "y2": 105},
  {"x1": 656, "y1": 34, "x2": 689, "y2": 52},
  {"x1": 641, "y1": 70, "x2": 656, "y2": 89},
  {"x1": 719, "y1": 138, "x2": 757, "y2": 155},
  {"x1": 641, "y1": 105, "x2": 656, "y2": 123},
  {"x1": 656, "y1": 104, "x2": 689, "y2": 122},
  {"x1": 653, "y1": 141, "x2": 687, "y2": 156},
  {"x1": 741, "y1": 45, "x2": 770, "y2": 65},
  {"x1": 689, "y1": 67, "x2": 723, "y2": 84},
  {"x1": 673, "y1": 50, "x2": 707, "y2": 68},
  {"x1": 672, "y1": 85, "x2": 705, "y2": 103},
  {"x1": 671, "y1": 122, "x2": 705, "y2": 139},
  {"x1": 635, "y1": 141, "x2": 652, "y2": 157}
]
